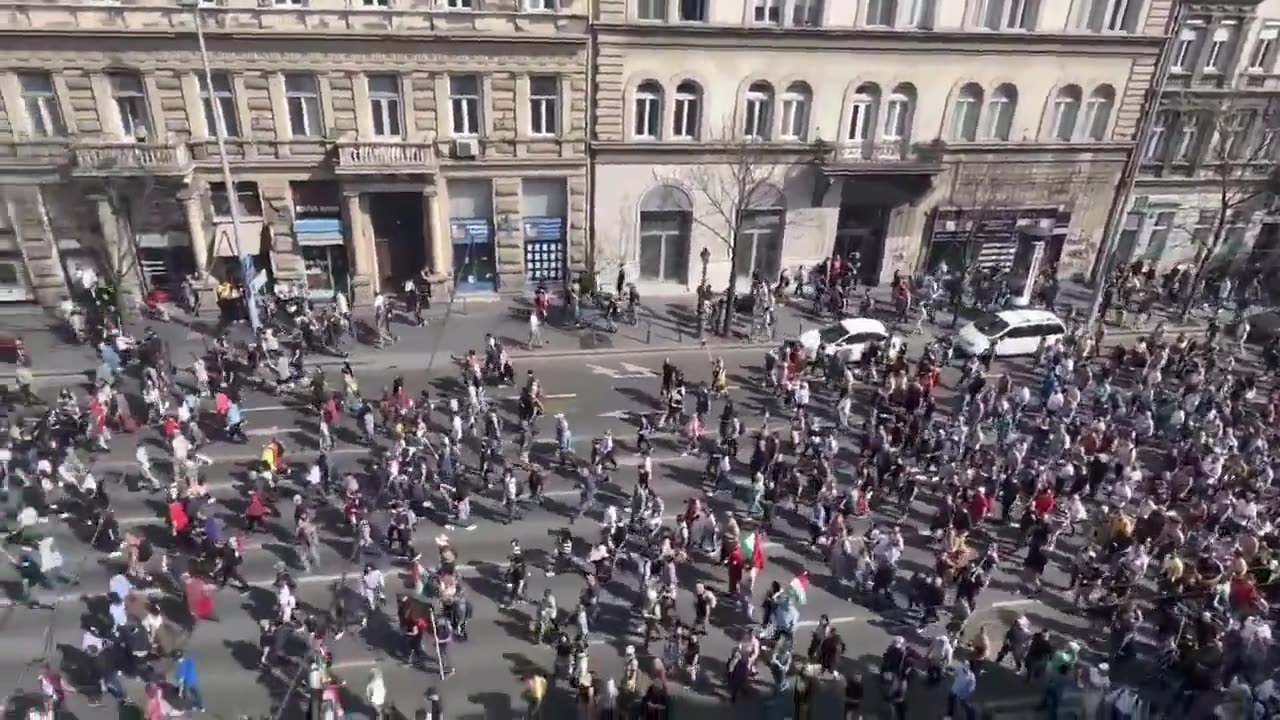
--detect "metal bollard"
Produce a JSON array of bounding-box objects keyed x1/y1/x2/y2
[
  {"x1": 677, "y1": 326, "x2": 683, "y2": 343},
  {"x1": 646, "y1": 321, "x2": 652, "y2": 344}
]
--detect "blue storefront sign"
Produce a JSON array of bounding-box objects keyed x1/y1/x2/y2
[
  {"x1": 451, "y1": 219, "x2": 497, "y2": 293},
  {"x1": 523, "y1": 216, "x2": 565, "y2": 287}
]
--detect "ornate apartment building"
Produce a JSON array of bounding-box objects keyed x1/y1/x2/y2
[
  {"x1": 593, "y1": 0, "x2": 1175, "y2": 299},
  {"x1": 1115, "y1": 0, "x2": 1280, "y2": 277},
  {"x1": 0, "y1": 0, "x2": 589, "y2": 306}
]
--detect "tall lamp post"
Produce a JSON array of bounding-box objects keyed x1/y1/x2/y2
[{"x1": 181, "y1": 0, "x2": 260, "y2": 331}]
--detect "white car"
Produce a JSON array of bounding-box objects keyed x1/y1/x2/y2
[
  {"x1": 954, "y1": 309, "x2": 1066, "y2": 358},
  {"x1": 796, "y1": 317, "x2": 901, "y2": 363}
]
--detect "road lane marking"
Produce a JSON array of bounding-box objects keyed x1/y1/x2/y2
[{"x1": 796, "y1": 614, "x2": 865, "y2": 628}]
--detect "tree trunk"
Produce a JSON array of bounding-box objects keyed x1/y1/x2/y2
[
  {"x1": 1179, "y1": 211, "x2": 1227, "y2": 320},
  {"x1": 722, "y1": 230, "x2": 740, "y2": 337}
]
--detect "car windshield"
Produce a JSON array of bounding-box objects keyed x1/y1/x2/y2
[
  {"x1": 818, "y1": 325, "x2": 849, "y2": 345},
  {"x1": 973, "y1": 314, "x2": 1010, "y2": 337}
]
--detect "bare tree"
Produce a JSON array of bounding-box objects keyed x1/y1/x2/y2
[
  {"x1": 1172, "y1": 96, "x2": 1280, "y2": 318},
  {"x1": 99, "y1": 177, "x2": 159, "y2": 319},
  {"x1": 656, "y1": 133, "x2": 787, "y2": 336},
  {"x1": 937, "y1": 161, "x2": 1023, "y2": 327}
]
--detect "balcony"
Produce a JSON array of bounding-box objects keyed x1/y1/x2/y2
[
  {"x1": 0, "y1": 138, "x2": 72, "y2": 172},
  {"x1": 825, "y1": 140, "x2": 944, "y2": 176},
  {"x1": 72, "y1": 142, "x2": 193, "y2": 177},
  {"x1": 335, "y1": 140, "x2": 435, "y2": 174}
]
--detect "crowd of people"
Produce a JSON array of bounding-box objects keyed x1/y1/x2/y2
[{"x1": 4, "y1": 255, "x2": 1280, "y2": 720}]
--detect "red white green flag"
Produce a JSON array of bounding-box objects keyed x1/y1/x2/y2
[
  {"x1": 741, "y1": 531, "x2": 766, "y2": 570},
  {"x1": 787, "y1": 572, "x2": 810, "y2": 605}
]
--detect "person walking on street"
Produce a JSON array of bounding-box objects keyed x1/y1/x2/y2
[
  {"x1": 366, "y1": 667, "x2": 387, "y2": 720},
  {"x1": 529, "y1": 310, "x2": 543, "y2": 349},
  {"x1": 174, "y1": 649, "x2": 206, "y2": 712}
]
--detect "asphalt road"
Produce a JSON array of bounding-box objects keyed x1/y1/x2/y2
[{"x1": 0, "y1": 330, "x2": 1178, "y2": 720}]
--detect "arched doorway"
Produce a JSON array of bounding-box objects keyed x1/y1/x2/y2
[
  {"x1": 637, "y1": 185, "x2": 692, "y2": 286},
  {"x1": 736, "y1": 183, "x2": 785, "y2": 281}
]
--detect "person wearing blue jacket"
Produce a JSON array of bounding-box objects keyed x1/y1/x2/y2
[{"x1": 174, "y1": 650, "x2": 206, "y2": 712}]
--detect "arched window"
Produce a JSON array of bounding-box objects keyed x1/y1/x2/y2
[
  {"x1": 738, "y1": 183, "x2": 787, "y2": 280},
  {"x1": 634, "y1": 80, "x2": 663, "y2": 139},
  {"x1": 1083, "y1": 84, "x2": 1115, "y2": 141},
  {"x1": 638, "y1": 185, "x2": 692, "y2": 284},
  {"x1": 985, "y1": 83, "x2": 1017, "y2": 140},
  {"x1": 1050, "y1": 85, "x2": 1082, "y2": 141},
  {"x1": 847, "y1": 82, "x2": 881, "y2": 144},
  {"x1": 673, "y1": 81, "x2": 702, "y2": 140},
  {"x1": 779, "y1": 82, "x2": 812, "y2": 141},
  {"x1": 883, "y1": 83, "x2": 915, "y2": 144},
  {"x1": 743, "y1": 81, "x2": 775, "y2": 140},
  {"x1": 951, "y1": 83, "x2": 984, "y2": 142}
]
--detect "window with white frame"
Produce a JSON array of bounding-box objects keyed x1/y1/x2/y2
[
  {"x1": 672, "y1": 81, "x2": 701, "y2": 139},
  {"x1": 866, "y1": 0, "x2": 896, "y2": 27},
  {"x1": 981, "y1": 0, "x2": 1037, "y2": 30},
  {"x1": 779, "y1": 82, "x2": 811, "y2": 140},
  {"x1": 906, "y1": 0, "x2": 935, "y2": 28},
  {"x1": 1248, "y1": 24, "x2": 1278, "y2": 72},
  {"x1": 109, "y1": 72, "x2": 150, "y2": 140},
  {"x1": 1083, "y1": 85, "x2": 1114, "y2": 141},
  {"x1": 1050, "y1": 85, "x2": 1082, "y2": 141},
  {"x1": 450, "y1": 75, "x2": 482, "y2": 136},
  {"x1": 361, "y1": 0, "x2": 390, "y2": 7},
  {"x1": 1205, "y1": 23, "x2": 1238, "y2": 73},
  {"x1": 1216, "y1": 110, "x2": 1254, "y2": 159},
  {"x1": 753, "y1": 0, "x2": 781, "y2": 24},
  {"x1": 200, "y1": 72, "x2": 239, "y2": 138},
  {"x1": 882, "y1": 85, "x2": 913, "y2": 142},
  {"x1": 367, "y1": 74, "x2": 402, "y2": 137},
  {"x1": 1174, "y1": 114, "x2": 1200, "y2": 161},
  {"x1": 1078, "y1": 0, "x2": 1142, "y2": 33},
  {"x1": 634, "y1": 81, "x2": 662, "y2": 139},
  {"x1": 444, "y1": 0, "x2": 473, "y2": 8},
  {"x1": 1170, "y1": 24, "x2": 1205, "y2": 72},
  {"x1": 792, "y1": 0, "x2": 820, "y2": 26},
  {"x1": 525, "y1": 0, "x2": 555, "y2": 11},
  {"x1": 285, "y1": 73, "x2": 322, "y2": 138},
  {"x1": 1144, "y1": 110, "x2": 1171, "y2": 160},
  {"x1": 273, "y1": 0, "x2": 303, "y2": 5},
  {"x1": 847, "y1": 83, "x2": 879, "y2": 143},
  {"x1": 743, "y1": 81, "x2": 774, "y2": 140},
  {"x1": 679, "y1": 0, "x2": 707, "y2": 21},
  {"x1": 950, "y1": 83, "x2": 983, "y2": 142},
  {"x1": 18, "y1": 72, "x2": 65, "y2": 137},
  {"x1": 984, "y1": 83, "x2": 1016, "y2": 140},
  {"x1": 636, "y1": 0, "x2": 665, "y2": 20},
  {"x1": 209, "y1": 181, "x2": 264, "y2": 218},
  {"x1": 1258, "y1": 126, "x2": 1279, "y2": 159},
  {"x1": 528, "y1": 76, "x2": 559, "y2": 137}
]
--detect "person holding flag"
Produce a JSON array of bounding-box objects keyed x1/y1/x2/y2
[{"x1": 735, "y1": 529, "x2": 767, "y2": 616}]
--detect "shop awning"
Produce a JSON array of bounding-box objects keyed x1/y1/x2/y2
[
  {"x1": 211, "y1": 220, "x2": 264, "y2": 257},
  {"x1": 294, "y1": 217, "x2": 345, "y2": 246}
]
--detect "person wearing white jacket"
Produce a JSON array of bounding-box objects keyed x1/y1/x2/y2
[{"x1": 365, "y1": 667, "x2": 386, "y2": 719}]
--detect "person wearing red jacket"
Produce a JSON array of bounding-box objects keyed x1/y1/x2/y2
[
  {"x1": 726, "y1": 544, "x2": 745, "y2": 596},
  {"x1": 245, "y1": 491, "x2": 269, "y2": 532},
  {"x1": 1031, "y1": 487, "x2": 1056, "y2": 519},
  {"x1": 969, "y1": 488, "x2": 993, "y2": 525}
]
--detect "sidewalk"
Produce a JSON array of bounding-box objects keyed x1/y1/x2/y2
[{"x1": 0, "y1": 281, "x2": 1212, "y2": 382}]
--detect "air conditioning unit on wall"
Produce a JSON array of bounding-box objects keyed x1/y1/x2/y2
[{"x1": 452, "y1": 138, "x2": 479, "y2": 159}]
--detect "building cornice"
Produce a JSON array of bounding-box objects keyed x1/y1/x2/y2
[
  {"x1": 592, "y1": 24, "x2": 1166, "y2": 57},
  {"x1": 0, "y1": 28, "x2": 588, "y2": 44},
  {"x1": 590, "y1": 140, "x2": 1135, "y2": 165}
]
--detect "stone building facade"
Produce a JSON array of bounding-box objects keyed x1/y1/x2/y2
[
  {"x1": 592, "y1": 0, "x2": 1174, "y2": 299},
  {"x1": 0, "y1": 0, "x2": 589, "y2": 306}
]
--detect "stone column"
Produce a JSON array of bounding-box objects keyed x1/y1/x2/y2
[
  {"x1": 344, "y1": 190, "x2": 377, "y2": 302},
  {"x1": 424, "y1": 188, "x2": 448, "y2": 278},
  {"x1": 180, "y1": 190, "x2": 209, "y2": 277}
]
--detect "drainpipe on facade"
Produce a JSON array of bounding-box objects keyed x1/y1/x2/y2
[
  {"x1": 585, "y1": 3, "x2": 597, "y2": 285},
  {"x1": 1086, "y1": 0, "x2": 1185, "y2": 329}
]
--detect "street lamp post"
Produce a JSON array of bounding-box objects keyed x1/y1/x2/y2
[{"x1": 182, "y1": 0, "x2": 260, "y2": 331}]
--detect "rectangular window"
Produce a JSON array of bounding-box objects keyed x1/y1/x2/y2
[
  {"x1": 673, "y1": 86, "x2": 700, "y2": 139},
  {"x1": 525, "y1": 0, "x2": 555, "y2": 10},
  {"x1": 1205, "y1": 23, "x2": 1238, "y2": 73},
  {"x1": 636, "y1": 0, "x2": 665, "y2": 20},
  {"x1": 361, "y1": 0, "x2": 390, "y2": 6},
  {"x1": 18, "y1": 72, "x2": 65, "y2": 138},
  {"x1": 1175, "y1": 115, "x2": 1199, "y2": 161},
  {"x1": 1146, "y1": 210, "x2": 1175, "y2": 255},
  {"x1": 200, "y1": 72, "x2": 240, "y2": 138},
  {"x1": 1144, "y1": 110, "x2": 1170, "y2": 161},
  {"x1": 1171, "y1": 25, "x2": 1204, "y2": 72},
  {"x1": 678, "y1": 0, "x2": 706, "y2": 20},
  {"x1": 450, "y1": 74, "x2": 481, "y2": 136},
  {"x1": 285, "y1": 74, "x2": 322, "y2": 137},
  {"x1": 634, "y1": 89, "x2": 660, "y2": 139},
  {"x1": 274, "y1": 0, "x2": 303, "y2": 5},
  {"x1": 367, "y1": 74, "x2": 402, "y2": 138},
  {"x1": 866, "y1": 0, "x2": 896, "y2": 26},
  {"x1": 1004, "y1": 0, "x2": 1033, "y2": 29},
  {"x1": 744, "y1": 92, "x2": 772, "y2": 140},
  {"x1": 883, "y1": 97, "x2": 909, "y2": 140},
  {"x1": 528, "y1": 76, "x2": 559, "y2": 137},
  {"x1": 848, "y1": 99, "x2": 873, "y2": 142},
  {"x1": 1217, "y1": 110, "x2": 1253, "y2": 159},
  {"x1": 1249, "y1": 25, "x2": 1279, "y2": 71},
  {"x1": 753, "y1": 0, "x2": 781, "y2": 24},
  {"x1": 109, "y1": 73, "x2": 150, "y2": 140},
  {"x1": 791, "y1": 0, "x2": 819, "y2": 26},
  {"x1": 444, "y1": 0, "x2": 473, "y2": 8},
  {"x1": 907, "y1": 0, "x2": 934, "y2": 28},
  {"x1": 209, "y1": 181, "x2": 264, "y2": 218}
]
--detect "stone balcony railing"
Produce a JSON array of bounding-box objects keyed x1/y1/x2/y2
[
  {"x1": 72, "y1": 141, "x2": 193, "y2": 176},
  {"x1": 0, "y1": 137, "x2": 73, "y2": 168},
  {"x1": 335, "y1": 140, "x2": 435, "y2": 172},
  {"x1": 836, "y1": 140, "x2": 911, "y2": 163}
]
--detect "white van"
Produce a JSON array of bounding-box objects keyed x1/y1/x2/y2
[{"x1": 954, "y1": 309, "x2": 1066, "y2": 358}]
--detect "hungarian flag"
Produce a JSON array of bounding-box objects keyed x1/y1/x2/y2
[
  {"x1": 787, "y1": 572, "x2": 810, "y2": 605},
  {"x1": 742, "y1": 531, "x2": 766, "y2": 570}
]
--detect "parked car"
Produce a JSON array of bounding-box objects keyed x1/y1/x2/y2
[
  {"x1": 794, "y1": 317, "x2": 901, "y2": 364},
  {"x1": 953, "y1": 309, "x2": 1066, "y2": 358}
]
